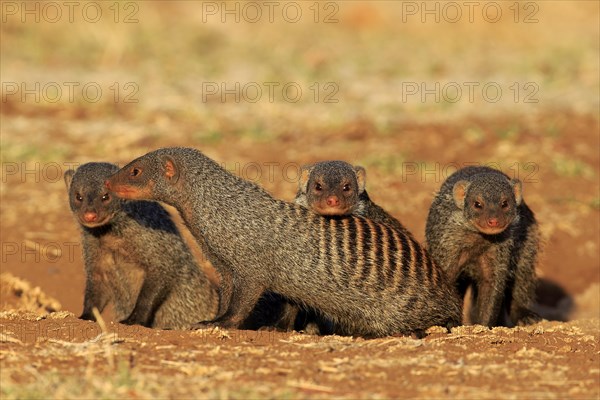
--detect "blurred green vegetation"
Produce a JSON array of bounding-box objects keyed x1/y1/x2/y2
[
  {"x1": 552, "y1": 156, "x2": 595, "y2": 179},
  {"x1": 1, "y1": 1, "x2": 598, "y2": 136}
]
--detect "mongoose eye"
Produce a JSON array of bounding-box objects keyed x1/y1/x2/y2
[
  {"x1": 501, "y1": 200, "x2": 509, "y2": 209},
  {"x1": 130, "y1": 167, "x2": 141, "y2": 177},
  {"x1": 315, "y1": 183, "x2": 322, "y2": 191},
  {"x1": 101, "y1": 193, "x2": 110, "y2": 202},
  {"x1": 75, "y1": 193, "x2": 83, "y2": 202},
  {"x1": 473, "y1": 201, "x2": 483, "y2": 209},
  {"x1": 342, "y1": 184, "x2": 351, "y2": 192}
]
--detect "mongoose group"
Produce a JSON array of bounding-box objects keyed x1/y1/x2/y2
[{"x1": 65, "y1": 148, "x2": 540, "y2": 337}]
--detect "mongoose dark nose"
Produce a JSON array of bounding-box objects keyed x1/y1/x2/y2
[
  {"x1": 326, "y1": 196, "x2": 340, "y2": 207},
  {"x1": 105, "y1": 180, "x2": 112, "y2": 190},
  {"x1": 487, "y1": 218, "x2": 499, "y2": 227},
  {"x1": 83, "y1": 212, "x2": 98, "y2": 223}
]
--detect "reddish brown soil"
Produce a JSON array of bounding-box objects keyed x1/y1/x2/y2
[{"x1": 1, "y1": 310, "x2": 598, "y2": 399}]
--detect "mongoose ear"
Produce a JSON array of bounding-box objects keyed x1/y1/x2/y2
[
  {"x1": 354, "y1": 166, "x2": 367, "y2": 193},
  {"x1": 452, "y1": 180, "x2": 470, "y2": 209},
  {"x1": 161, "y1": 155, "x2": 180, "y2": 184},
  {"x1": 63, "y1": 169, "x2": 75, "y2": 190},
  {"x1": 511, "y1": 179, "x2": 523, "y2": 205},
  {"x1": 298, "y1": 164, "x2": 314, "y2": 193}
]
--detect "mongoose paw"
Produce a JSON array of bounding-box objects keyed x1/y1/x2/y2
[
  {"x1": 190, "y1": 318, "x2": 242, "y2": 330},
  {"x1": 516, "y1": 310, "x2": 542, "y2": 326},
  {"x1": 120, "y1": 315, "x2": 148, "y2": 327},
  {"x1": 189, "y1": 321, "x2": 221, "y2": 331},
  {"x1": 256, "y1": 325, "x2": 282, "y2": 332},
  {"x1": 411, "y1": 330, "x2": 427, "y2": 339},
  {"x1": 391, "y1": 330, "x2": 426, "y2": 339},
  {"x1": 79, "y1": 312, "x2": 96, "y2": 321},
  {"x1": 298, "y1": 319, "x2": 337, "y2": 335},
  {"x1": 445, "y1": 319, "x2": 461, "y2": 333}
]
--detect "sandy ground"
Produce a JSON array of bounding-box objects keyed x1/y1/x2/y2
[{"x1": 0, "y1": 289, "x2": 598, "y2": 399}]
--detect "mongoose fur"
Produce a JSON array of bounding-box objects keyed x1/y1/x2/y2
[
  {"x1": 65, "y1": 162, "x2": 218, "y2": 329},
  {"x1": 425, "y1": 166, "x2": 541, "y2": 327},
  {"x1": 105, "y1": 147, "x2": 462, "y2": 337},
  {"x1": 287, "y1": 160, "x2": 417, "y2": 334},
  {"x1": 295, "y1": 160, "x2": 412, "y2": 234}
]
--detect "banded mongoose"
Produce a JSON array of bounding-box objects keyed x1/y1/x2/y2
[
  {"x1": 425, "y1": 166, "x2": 541, "y2": 327},
  {"x1": 105, "y1": 147, "x2": 462, "y2": 338},
  {"x1": 295, "y1": 160, "x2": 411, "y2": 234},
  {"x1": 64, "y1": 162, "x2": 218, "y2": 329},
  {"x1": 286, "y1": 160, "x2": 417, "y2": 334}
]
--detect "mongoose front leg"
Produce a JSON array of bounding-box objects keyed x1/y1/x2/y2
[
  {"x1": 473, "y1": 255, "x2": 506, "y2": 327},
  {"x1": 193, "y1": 278, "x2": 265, "y2": 329},
  {"x1": 275, "y1": 301, "x2": 301, "y2": 331},
  {"x1": 508, "y1": 269, "x2": 541, "y2": 326},
  {"x1": 438, "y1": 245, "x2": 468, "y2": 289},
  {"x1": 195, "y1": 241, "x2": 234, "y2": 319},
  {"x1": 80, "y1": 270, "x2": 110, "y2": 321},
  {"x1": 213, "y1": 259, "x2": 235, "y2": 319},
  {"x1": 446, "y1": 259, "x2": 466, "y2": 289},
  {"x1": 508, "y1": 227, "x2": 542, "y2": 326},
  {"x1": 121, "y1": 273, "x2": 172, "y2": 327}
]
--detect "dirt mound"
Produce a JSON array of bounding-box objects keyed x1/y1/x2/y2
[{"x1": 0, "y1": 273, "x2": 62, "y2": 315}]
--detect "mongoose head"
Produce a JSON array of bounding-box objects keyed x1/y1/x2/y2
[
  {"x1": 105, "y1": 148, "x2": 188, "y2": 202},
  {"x1": 453, "y1": 173, "x2": 522, "y2": 235},
  {"x1": 64, "y1": 162, "x2": 123, "y2": 228},
  {"x1": 297, "y1": 161, "x2": 366, "y2": 216}
]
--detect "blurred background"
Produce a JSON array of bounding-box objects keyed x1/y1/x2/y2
[{"x1": 1, "y1": 1, "x2": 598, "y2": 320}]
